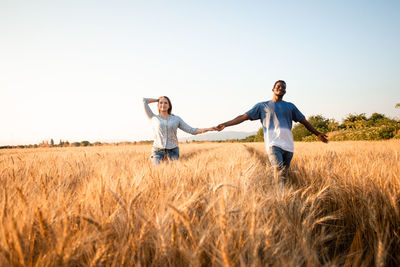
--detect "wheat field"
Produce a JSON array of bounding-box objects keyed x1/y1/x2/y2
[{"x1": 0, "y1": 140, "x2": 399, "y2": 266}]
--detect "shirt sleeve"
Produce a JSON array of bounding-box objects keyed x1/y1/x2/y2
[
  {"x1": 143, "y1": 98, "x2": 155, "y2": 119},
  {"x1": 291, "y1": 104, "x2": 305, "y2": 122},
  {"x1": 177, "y1": 116, "x2": 198, "y2": 135},
  {"x1": 245, "y1": 103, "x2": 262, "y2": 121}
]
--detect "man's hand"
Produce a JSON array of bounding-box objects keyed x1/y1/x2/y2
[{"x1": 317, "y1": 133, "x2": 328, "y2": 143}]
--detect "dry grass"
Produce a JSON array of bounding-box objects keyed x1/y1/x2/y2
[{"x1": 0, "y1": 141, "x2": 399, "y2": 266}]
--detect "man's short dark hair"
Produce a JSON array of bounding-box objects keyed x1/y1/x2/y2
[{"x1": 274, "y1": 80, "x2": 286, "y2": 88}]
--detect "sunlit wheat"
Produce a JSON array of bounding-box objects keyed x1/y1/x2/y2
[{"x1": 0, "y1": 141, "x2": 399, "y2": 266}]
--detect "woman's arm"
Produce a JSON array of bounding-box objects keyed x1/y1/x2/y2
[
  {"x1": 143, "y1": 98, "x2": 157, "y2": 119},
  {"x1": 177, "y1": 116, "x2": 217, "y2": 135},
  {"x1": 195, "y1": 127, "x2": 218, "y2": 134}
]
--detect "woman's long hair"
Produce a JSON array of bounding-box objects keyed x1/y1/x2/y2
[{"x1": 158, "y1": 96, "x2": 172, "y2": 115}]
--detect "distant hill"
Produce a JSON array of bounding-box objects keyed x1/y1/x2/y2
[{"x1": 179, "y1": 131, "x2": 257, "y2": 142}]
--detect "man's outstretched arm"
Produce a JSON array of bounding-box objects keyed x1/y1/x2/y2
[
  {"x1": 299, "y1": 118, "x2": 328, "y2": 143},
  {"x1": 216, "y1": 114, "x2": 251, "y2": 131}
]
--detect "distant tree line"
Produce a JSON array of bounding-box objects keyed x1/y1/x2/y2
[
  {"x1": 293, "y1": 113, "x2": 400, "y2": 141},
  {"x1": 1, "y1": 111, "x2": 399, "y2": 149},
  {"x1": 0, "y1": 140, "x2": 153, "y2": 149},
  {"x1": 239, "y1": 128, "x2": 264, "y2": 142}
]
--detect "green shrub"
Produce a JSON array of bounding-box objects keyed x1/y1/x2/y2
[
  {"x1": 81, "y1": 141, "x2": 91, "y2": 147},
  {"x1": 328, "y1": 126, "x2": 396, "y2": 141}
]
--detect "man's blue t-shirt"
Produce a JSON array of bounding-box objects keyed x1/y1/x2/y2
[{"x1": 246, "y1": 100, "x2": 305, "y2": 152}]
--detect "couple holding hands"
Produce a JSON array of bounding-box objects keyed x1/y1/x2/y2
[{"x1": 143, "y1": 80, "x2": 328, "y2": 185}]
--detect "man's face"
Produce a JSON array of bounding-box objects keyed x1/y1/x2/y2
[{"x1": 272, "y1": 82, "x2": 286, "y2": 96}]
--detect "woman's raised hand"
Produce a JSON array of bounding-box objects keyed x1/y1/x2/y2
[{"x1": 146, "y1": 98, "x2": 159, "y2": 103}]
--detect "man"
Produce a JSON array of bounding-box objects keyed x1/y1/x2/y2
[{"x1": 216, "y1": 80, "x2": 328, "y2": 186}]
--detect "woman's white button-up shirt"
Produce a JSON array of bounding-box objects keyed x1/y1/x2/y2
[{"x1": 143, "y1": 98, "x2": 198, "y2": 149}]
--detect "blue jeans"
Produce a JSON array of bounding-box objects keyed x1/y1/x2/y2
[
  {"x1": 267, "y1": 146, "x2": 294, "y2": 185},
  {"x1": 151, "y1": 147, "x2": 179, "y2": 165}
]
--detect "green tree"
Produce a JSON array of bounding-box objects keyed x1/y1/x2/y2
[
  {"x1": 242, "y1": 135, "x2": 255, "y2": 142},
  {"x1": 328, "y1": 118, "x2": 339, "y2": 132},
  {"x1": 81, "y1": 141, "x2": 90, "y2": 147},
  {"x1": 308, "y1": 115, "x2": 329, "y2": 132},
  {"x1": 292, "y1": 123, "x2": 310, "y2": 141},
  {"x1": 341, "y1": 113, "x2": 368, "y2": 129},
  {"x1": 254, "y1": 127, "x2": 264, "y2": 142},
  {"x1": 240, "y1": 128, "x2": 264, "y2": 142},
  {"x1": 50, "y1": 139, "x2": 54, "y2": 147},
  {"x1": 367, "y1": 113, "x2": 391, "y2": 127}
]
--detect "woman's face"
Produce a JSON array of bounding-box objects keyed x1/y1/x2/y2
[{"x1": 158, "y1": 98, "x2": 170, "y2": 113}]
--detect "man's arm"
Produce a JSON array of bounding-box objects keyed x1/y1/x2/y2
[
  {"x1": 216, "y1": 114, "x2": 251, "y2": 131},
  {"x1": 299, "y1": 118, "x2": 328, "y2": 143}
]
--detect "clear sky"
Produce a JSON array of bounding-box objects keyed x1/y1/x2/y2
[{"x1": 1, "y1": 0, "x2": 399, "y2": 146}]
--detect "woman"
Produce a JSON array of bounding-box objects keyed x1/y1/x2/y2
[{"x1": 143, "y1": 96, "x2": 216, "y2": 164}]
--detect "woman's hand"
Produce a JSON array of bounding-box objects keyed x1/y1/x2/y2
[
  {"x1": 145, "y1": 98, "x2": 159, "y2": 104},
  {"x1": 196, "y1": 127, "x2": 218, "y2": 134}
]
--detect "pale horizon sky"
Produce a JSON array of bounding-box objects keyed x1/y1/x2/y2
[{"x1": 1, "y1": 1, "x2": 399, "y2": 146}]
